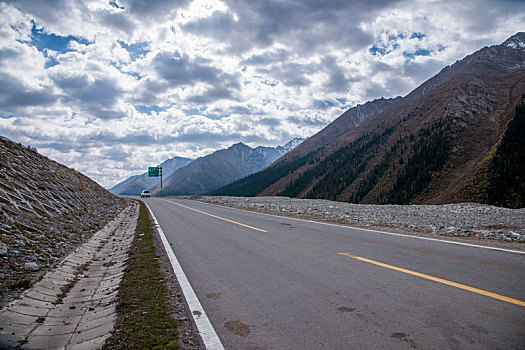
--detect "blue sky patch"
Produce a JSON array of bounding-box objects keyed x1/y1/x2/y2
[
  {"x1": 44, "y1": 56, "x2": 59, "y2": 68},
  {"x1": 410, "y1": 32, "x2": 426, "y2": 40},
  {"x1": 369, "y1": 45, "x2": 384, "y2": 56},
  {"x1": 30, "y1": 22, "x2": 90, "y2": 54},
  {"x1": 135, "y1": 105, "x2": 169, "y2": 115},
  {"x1": 28, "y1": 21, "x2": 90, "y2": 69},
  {"x1": 0, "y1": 113, "x2": 15, "y2": 119},
  {"x1": 118, "y1": 40, "x2": 149, "y2": 61},
  {"x1": 109, "y1": 1, "x2": 125, "y2": 9},
  {"x1": 114, "y1": 65, "x2": 141, "y2": 79},
  {"x1": 403, "y1": 48, "x2": 431, "y2": 59},
  {"x1": 388, "y1": 33, "x2": 406, "y2": 41},
  {"x1": 369, "y1": 32, "x2": 405, "y2": 56},
  {"x1": 336, "y1": 97, "x2": 346, "y2": 105},
  {"x1": 369, "y1": 42, "x2": 399, "y2": 56},
  {"x1": 123, "y1": 71, "x2": 141, "y2": 79},
  {"x1": 370, "y1": 32, "x2": 427, "y2": 57}
]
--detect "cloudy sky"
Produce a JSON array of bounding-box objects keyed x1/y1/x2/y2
[{"x1": 0, "y1": 0, "x2": 523, "y2": 188}]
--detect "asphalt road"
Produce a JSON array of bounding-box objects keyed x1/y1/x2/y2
[{"x1": 144, "y1": 197, "x2": 525, "y2": 349}]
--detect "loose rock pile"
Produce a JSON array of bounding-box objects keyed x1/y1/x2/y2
[
  {"x1": 0, "y1": 136, "x2": 126, "y2": 307},
  {"x1": 198, "y1": 196, "x2": 525, "y2": 242}
]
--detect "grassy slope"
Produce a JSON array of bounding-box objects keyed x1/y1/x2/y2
[{"x1": 103, "y1": 201, "x2": 180, "y2": 349}]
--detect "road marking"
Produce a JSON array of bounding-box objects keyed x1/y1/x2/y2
[
  {"x1": 338, "y1": 252, "x2": 525, "y2": 307},
  {"x1": 162, "y1": 199, "x2": 268, "y2": 232},
  {"x1": 144, "y1": 202, "x2": 225, "y2": 350},
  {"x1": 194, "y1": 200, "x2": 525, "y2": 255}
]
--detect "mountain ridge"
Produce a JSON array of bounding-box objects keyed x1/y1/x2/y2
[
  {"x1": 214, "y1": 33, "x2": 525, "y2": 208},
  {"x1": 152, "y1": 138, "x2": 304, "y2": 196},
  {"x1": 109, "y1": 156, "x2": 192, "y2": 195},
  {"x1": 279, "y1": 96, "x2": 402, "y2": 163}
]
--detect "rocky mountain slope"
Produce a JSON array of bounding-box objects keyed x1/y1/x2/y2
[
  {"x1": 280, "y1": 96, "x2": 401, "y2": 161},
  {"x1": 214, "y1": 33, "x2": 525, "y2": 208},
  {"x1": 109, "y1": 156, "x2": 192, "y2": 195},
  {"x1": 151, "y1": 138, "x2": 304, "y2": 196},
  {"x1": 0, "y1": 136, "x2": 126, "y2": 306}
]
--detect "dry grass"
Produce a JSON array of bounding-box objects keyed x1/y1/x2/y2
[{"x1": 103, "y1": 201, "x2": 180, "y2": 350}]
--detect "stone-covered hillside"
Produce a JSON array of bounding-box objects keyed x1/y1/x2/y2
[{"x1": 0, "y1": 136, "x2": 126, "y2": 306}]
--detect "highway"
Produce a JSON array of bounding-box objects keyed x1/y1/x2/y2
[{"x1": 143, "y1": 197, "x2": 525, "y2": 349}]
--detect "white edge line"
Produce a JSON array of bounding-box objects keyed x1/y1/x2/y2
[
  {"x1": 187, "y1": 199, "x2": 525, "y2": 255},
  {"x1": 144, "y1": 202, "x2": 225, "y2": 350}
]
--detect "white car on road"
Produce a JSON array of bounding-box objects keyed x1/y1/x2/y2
[{"x1": 140, "y1": 190, "x2": 150, "y2": 198}]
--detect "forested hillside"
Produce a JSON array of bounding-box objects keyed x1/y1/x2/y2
[
  {"x1": 456, "y1": 101, "x2": 525, "y2": 208},
  {"x1": 212, "y1": 33, "x2": 525, "y2": 208}
]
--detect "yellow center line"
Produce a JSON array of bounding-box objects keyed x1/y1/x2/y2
[
  {"x1": 338, "y1": 252, "x2": 525, "y2": 307},
  {"x1": 162, "y1": 200, "x2": 267, "y2": 233}
]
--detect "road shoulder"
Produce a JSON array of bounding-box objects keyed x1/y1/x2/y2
[
  {"x1": 190, "y1": 196, "x2": 525, "y2": 252},
  {"x1": 0, "y1": 202, "x2": 138, "y2": 349}
]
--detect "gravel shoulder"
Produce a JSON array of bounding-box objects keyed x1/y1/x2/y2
[
  {"x1": 150, "y1": 206, "x2": 206, "y2": 350},
  {"x1": 188, "y1": 196, "x2": 525, "y2": 252}
]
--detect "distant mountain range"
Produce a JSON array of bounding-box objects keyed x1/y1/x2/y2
[
  {"x1": 109, "y1": 157, "x2": 192, "y2": 195},
  {"x1": 214, "y1": 33, "x2": 525, "y2": 208},
  {"x1": 109, "y1": 138, "x2": 304, "y2": 196}
]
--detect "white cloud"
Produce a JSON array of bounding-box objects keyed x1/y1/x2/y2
[{"x1": 0, "y1": 0, "x2": 524, "y2": 187}]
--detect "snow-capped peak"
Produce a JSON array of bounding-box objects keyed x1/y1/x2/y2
[
  {"x1": 282, "y1": 137, "x2": 306, "y2": 151},
  {"x1": 502, "y1": 32, "x2": 525, "y2": 49}
]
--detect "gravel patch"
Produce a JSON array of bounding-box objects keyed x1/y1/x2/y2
[{"x1": 191, "y1": 196, "x2": 525, "y2": 250}]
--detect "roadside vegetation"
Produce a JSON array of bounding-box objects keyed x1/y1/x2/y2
[{"x1": 104, "y1": 200, "x2": 180, "y2": 349}]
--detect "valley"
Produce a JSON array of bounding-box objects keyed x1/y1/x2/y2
[{"x1": 1, "y1": 21, "x2": 524, "y2": 349}]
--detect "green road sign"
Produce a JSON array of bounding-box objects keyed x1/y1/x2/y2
[{"x1": 148, "y1": 167, "x2": 160, "y2": 177}]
